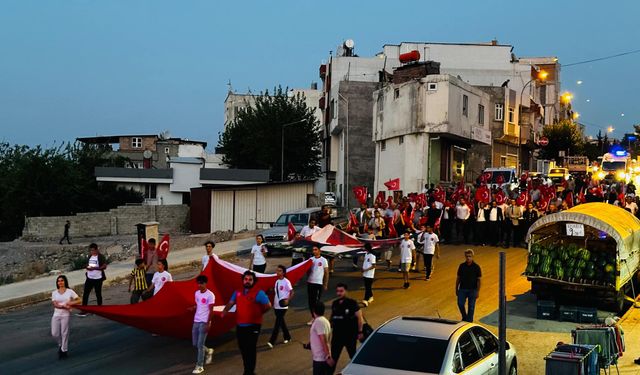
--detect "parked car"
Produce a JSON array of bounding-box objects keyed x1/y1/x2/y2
[
  {"x1": 340, "y1": 316, "x2": 517, "y2": 375},
  {"x1": 260, "y1": 207, "x2": 322, "y2": 253}
]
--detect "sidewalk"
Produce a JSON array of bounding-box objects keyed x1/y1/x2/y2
[
  {"x1": 0, "y1": 236, "x2": 255, "y2": 310},
  {"x1": 616, "y1": 303, "x2": 640, "y2": 373}
]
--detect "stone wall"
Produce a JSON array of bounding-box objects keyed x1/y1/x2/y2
[{"x1": 22, "y1": 205, "x2": 190, "y2": 241}]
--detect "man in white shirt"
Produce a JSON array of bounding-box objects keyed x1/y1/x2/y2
[
  {"x1": 201, "y1": 241, "x2": 215, "y2": 270},
  {"x1": 301, "y1": 219, "x2": 320, "y2": 238},
  {"x1": 399, "y1": 232, "x2": 415, "y2": 289},
  {"x1": 421, "y1": 225, "x2": 440, "y2": 280},
  {"x1": 190, "y1": 275, "x2": 215, "y2": 374},
  {"x1": 625, "y1": 196, "x2": 638, "y2": 215},
  {"x1": 78, "y1": 243, "x2": 107, "y2": 316},
  {"x1": 307, "y1": 246, "x2": 329, "y2": 325},
  {"x1": 455, "y1": 199, "x2": 471, "y2": 244},
  {"x1": 361, "y1": 243, "x2": 376, "y2": 305},
  {"x1": 305, "y1": 302, "x2": 334, "y2": 374},
  {"x1": 268, "y1": 265, "x2": 294, "y2": 348}
]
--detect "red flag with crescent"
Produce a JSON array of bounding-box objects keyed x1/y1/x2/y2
[
  {"x1": 475, "y1": 185, "x2": 491, "y2": 203},
  {"x1": 375, "y1": 191, "x2": 385, "y2": 205},
  {"x1": 496, "y1": 174, "x2": 505, "y2": 185},
  {"x1": 495, "y1": 190, "x2": 507, "y2": 205},
  {"x1": 538, "y1": 197, "x2": 550, "y2": 211},
  {"x1": 157, "y1": 234, "x2": 170, "y2": 259},
  {"x1": 384, "y1": 178, "x2": 400, "y2": 191},
  {"x1": 287, "y1": 222, "x2": 297, "y2": 241},
  {"x1": 483, "y1": 171, "x2": 492, "y2": 182},
  {"x1": 352, "y1": 186, "x2": 368, "y2": 205},
  {"x1": 516, "y1": 191, "x2": 529, "y2": 206},
  {"x1": 433, "y1": 188, "x2": 445, "y2": 203},
  {"x1": 385, "y1": 217, "x2": 397, "y2": 237}
]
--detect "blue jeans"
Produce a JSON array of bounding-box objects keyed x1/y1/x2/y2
[
  {"x1": 192, "y1": 322, "x2": 209, "y2": 366},
  {"x1": 457, "y1": 289, "x2": 478, "y2": 322}
]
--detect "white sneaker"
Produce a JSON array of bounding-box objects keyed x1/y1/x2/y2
[
  {"x1": 205, "y1": 348, "x2": 214, "y2": 364},
  {"x1": 362, "y1": 300, "x2": 369, "y2": 307},
  {"x1": 192, "y1": 366, "x2": 204, "y2": 374},
  {"x1": 283, "y1": 340, "x2": 290, "y2": 344},
  {"x1": 267, "y1": 342, "x2": 274, "y2": 349},
  {"x1": 367, "y1": 297, "x2": 374, "y2": 303}
]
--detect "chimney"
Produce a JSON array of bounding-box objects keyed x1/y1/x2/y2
[{"x1": 491, "y1": 39, "x2": 498, "y2": 46}]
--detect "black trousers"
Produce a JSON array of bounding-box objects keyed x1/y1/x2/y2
[
  {"x1": 423, "y1": 254, "x2": 434, "y2": 278},
  {"x1": 475, "y1": 221, "x2": 487, "y2": 245},
  {"x1": 455, "y1": 219, "x2": 468, "y2": 243},
  {"x1": 269, "y1": 309, "x2": 290, "y2": 343},
  {"x1": 252, "y1": 264, "x2": 266, "y2": 273},
  {"x1": 488, "y1": 222, "x2": 500, "y2": 245},
  {"x1": 363, "y1": 277, "x2": 374, "y2": 300},
  {"x1": 236, "y1": 324, "x2": 261, "y2": 375},
  {"x1": 59, "y1": 233, "x2": 71, "y2": 244},
  {"x1": 82, "y1": 278, "x2": 103, "y2": 305},
  {"x1": 307, "y1": 283, "x2": 323, "y2": 314},
  {"x1": 313, "y1": 360, "x2": 332, "y2": 375},
  {"x1": 331, "y1": 334, "x2": 357, "y2": 372}
]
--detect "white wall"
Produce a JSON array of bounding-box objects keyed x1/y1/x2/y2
[
  {"x1": 170, "y1": 162, "x2": 202, "y2": 192},
  {"x1": 374, "y1": 133, "x2": 428, "y2": 193},
  {"x1": 177, "y1": 144, "x2": 206, "y2": 158},
  {"x1": 157, "y1": 184, "x2": 183, "y2": 205}
]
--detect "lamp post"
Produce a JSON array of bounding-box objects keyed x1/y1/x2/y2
[
  {"x1": 518, "y1": 70, "x2": 548, "y2": 174},
  {"x1": 338, "y1": 93, "x2": 349, "y2": 208},
  {"x1": 280, "y1": 119, "x2": 306, "y2": 181}
]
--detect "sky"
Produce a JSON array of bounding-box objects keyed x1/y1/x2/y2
[{"x1": 1, "y1": 0, "x2": 639, "y2": 149}]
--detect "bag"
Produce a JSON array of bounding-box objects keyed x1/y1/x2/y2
[
  {"x1": 278, "y1": 298, "x2": 289, "y2": 308},
  {"x1": 360, "y1": 322, "x2": 373, "y2": 342}
]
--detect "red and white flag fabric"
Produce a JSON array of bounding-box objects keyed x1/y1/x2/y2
[
  {"x1": 375, "y1": 191, "x2": 385, "y2": 205},
  {"x1": 495, "y1": 190, "x2": 507, "y2": 205},
  {"x1": 352, "y1": 186, "x2": 368, "y2": 205},
  {"x1": 384, "y1": 178, "x2": 400, "y2": 191},
  {"x1": 565, "y1": 191, "x2": 574, "y2": 208},
  {"x1": 475, "y1": 185, "x2": 491, "y2": 203},
  {"x1": 287, "y1": 222, "x2": 297, "y2": 241},
  {"x1": 157, "y1": 234, "x2": 170, "y2": 259},
  {"x1": 346, "y1": 212, "x2": 359, "y2": 232},
  {"x1": 538, "y1": 197, "x2": 550, "y2": 212},
  {"x1": 432, "y1": 188, "x2": 446, "y2": 203},
  {"x1": 516, "y1": 191, "x2": 529, "y2": 206}
]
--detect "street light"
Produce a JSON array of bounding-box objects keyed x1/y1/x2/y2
[
  {"x1": 607, "y1": 126, "x2": 614, "y2": 134},
  {"x1": 560, "y1": 92, "x2": 573, "y2": 105},
  {"x1": 572, "y1": 112, "x2": 580, "y2": 120},
  {"x1": 517, "y1": 69, "x2": 548, "y2": 173},
  {"x1": 280, "y1": 119, "x2": 306, "y2": 181}
]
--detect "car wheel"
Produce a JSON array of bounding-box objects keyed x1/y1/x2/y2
[{"x1": 509, "y1": 362, "x2": 517, "y2": 375}]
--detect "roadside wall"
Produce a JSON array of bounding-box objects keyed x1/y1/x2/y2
[{"x1": 22, "y1": 205, "x2": 189, "y2": 241}]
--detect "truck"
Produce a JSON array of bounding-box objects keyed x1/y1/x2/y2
[
  {"x1": 524, "y1": 202, "x2": 640, "y2": 312},
  {"x1": 565, "y1": 156, "x2": 589, "y2": 174},
  {"x1": 598, "y1": 151, "x2": 631, "y2": 183}
]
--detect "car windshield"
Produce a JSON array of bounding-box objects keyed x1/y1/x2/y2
[
  {"x1": 489, "y1": 171, "x2": 512, "y2": 184},
  {"x1": 352, "y1": 333, "x2": 448, "y2": 373},
  {"x1": 602, "y1": 161, "x2": 626, "y2": 171},
  {"x1": 274, "y1": 213, "x2": 309, "y2": 226}
]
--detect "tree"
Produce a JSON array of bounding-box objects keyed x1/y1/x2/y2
[
  {"x1": 0, "y1": 142, "x2": 142, "y2": 241},
  {"x1": 538, "y1": 120, "x2": 585, "y2": 160},
  {"x1": 218, "y1": 87, "x2": 322, "y2": 181}
]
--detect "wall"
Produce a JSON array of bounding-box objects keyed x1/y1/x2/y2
[
  {"x1": 170, "y1": 163, "x2": 202, "y2": 193},
  {"x1": 22, "y1": 205, "x2": 189, "y2": 240}
]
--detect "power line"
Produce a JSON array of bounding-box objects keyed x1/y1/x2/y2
[{"x1": 563, "y1": 48, "x2": 640, "y2": 67}]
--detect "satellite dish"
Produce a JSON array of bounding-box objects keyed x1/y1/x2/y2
[
  {"x1": 344, "y1": 39, "x2": 355, "y2": 49},
  {"x1": 143, "y1": 150, "x2": 152, "y2": 159}
]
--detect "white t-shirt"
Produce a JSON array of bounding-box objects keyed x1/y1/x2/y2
[
  {"x1": 362, "y1": 253, "x2": 376, "y2": 278},
  {"x1": 251, "y1": 244, "x2": 267, "y2": 266},
  {"x1": 400, "y1": 239, "x2": 415, "y2": 263},
  {"x1": 308, "y1": 256, "x2": 328, "y2": 285},
  {"x1": 202, "y1": 254, "x2": 212, "y2": 270},
  {"x1": 422, "y1": 233, "x2": 439, "y2": 255},
  {"x1": 194, "y1": 289, "x2": 215, "y2": 323},
  {"x1": 274, "y1": 277, "x2": 293, "y2": 310},
  {"x1": 51, "y1": 288, "x2": 79, "y2": 317},
  {"x1": 626, "y1": 202, "x2": 638, "y2": 215},
  {"x1": 152, "y1": 271, "x2": 173, "y2": 295},
  {"x1": 87, "y1": 255, "x2": 103, "y2": 279},
  {"x1": 310, "y1": 316, "x2": 332, "y2": 362},
  {"x1": 300, "y1": 225, "x2": 319, "y2": 238}
]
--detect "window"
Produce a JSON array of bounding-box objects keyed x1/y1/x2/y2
[
  {"x1": 428, "y1": 82, "x2": 438, "y2": 91},
  {"x1": 394, "y1": 88, "x2": 400, "y2": 99},
  {"x1": 164, "y1": 147, "x2": 170, "y2": 154},
  {"x1": 508, "y1": 107, "x2": 515, "y2": 124},
  {"x1": 457, "y1": 331, "x2": 482, "y2": 370},
  {"x1": 381, "y1": 140, "x2": 386, "y2": 151},
  {"x1": 399, "y1": 136, "x2": 404, "y2": 145},
  {"x1": 495, "y1": 104, "x2": 504, "y2": 121},
  {"x1": 144, "y1": 184, "x2": 157, "y2": 199},
  {"x1": 462, "y1": 95, "x2": 469, "y2": 116},
  {"x1": 132, "y1": 137, "x2": 142, "y2": 149},
  {"x1": 478, "y1": 104, "x2": 485, "y2": 125},
  {"x1": 472, "y1": 327, "x2": 498, "y2": 357}
]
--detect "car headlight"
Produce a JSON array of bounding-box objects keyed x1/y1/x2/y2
[
  {"x1": 617, "y1": 171, "x2": 626, "y2": 179},
  {"x1": 597, "y1": 172, "x2": 606, "y2": 180}
]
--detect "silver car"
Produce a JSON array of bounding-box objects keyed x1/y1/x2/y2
[{"x1": 341, "y1": 317, "x2": 517, "y2": 375}]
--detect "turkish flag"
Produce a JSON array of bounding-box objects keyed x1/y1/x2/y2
[
  {"x1": 566, "y1": 191, "x2": 574, "y2": 208},
  {"x1": 538, "y1": 197, "x2": 550, "y2": 211},
  {"x1": 157, "y1": 234, "x2": 170, "y2": 259},
  {"x1": 475, "y1": 185, "x2": 491, "y2": 203},
  {"x1": 516, "y1": 191, "x2": 529, "y2": 206},
  {"x1": 140, "y1": 238, "x2": 148, "y2": 259},
  {"x1": 384, "y1": 178, "x2": 400, "y2": 191},
  {"x1": 417, "y1": 193, "x2": 427, "y2": 207},
  {"x1": 496, "y1": 174, "x2": 505, "y2": 184},
  {"x1": 352, "y1": 186, "x2": 368, "y2": 205},
  {"x1": 495, "y1": 190, "x2": 507, "y2": 205},
  {"x1": 482, "y1": 171, "x2": 493, "y2": 182},
  {"x1": 287, "y1": 222, "x2": 296, "y2": 241},
  {"x1": 386, "y1": 217, "x2": 398, "y2": 238},
  {"x1": 433, "y1": 188, "x2": 445, "y2": 203},
  {"x1": 578, "y1": 187, "x2": 586, "y2": 204},
  {"x1": 375, "y1": 191, "x2": 385, "y2": 205}
]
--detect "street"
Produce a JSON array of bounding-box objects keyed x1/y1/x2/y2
[{"x1": 0, "y1": 244, "x2": 594, "y2": 374}]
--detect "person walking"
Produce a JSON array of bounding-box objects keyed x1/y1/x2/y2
[
  {"x1": 59, "y1": 220, "x2": 71, "y2": 245},
  {"x1": 249, "y1": 235, "x2": 268, "y2": 273},
  {"x1": 190, "y1": 275, "x2": 215, "y2": 374},
  {"x1": 128, "y1": 258, "x2": 148, "y2": 304},
  {"x1": 456, "y1": 249, "x2": 482, "y2": 322},
  {"x1": 201, "y1": 241, "x2": 215, "y2": 270},
  {"x1": 222, "y1": 270, "x2": 271, "y2": 375},
  {"x1": 421, "y1": 225, "x2": 440, "y2": 281},
  {"x1": 330, "y1": 283, "x2": 364, "y2": 373},
  {"x1": 51, "y1": 275, "x2": 80, "y2": 359},
  {"x1": 399, "y1": 231, "x2": 415, "y2": 289},
  {"x1": 77, "y1": 243, "x2": 107, "y2": 317},
  {"x1": 268, "y1": 265, "x2": 294, "y2": 348},
  {"x1": 455, "y1": 199, "x2": 471, "y2": 244},
  {"x1": 361, "y1": 243, "x2": 376, "y2": 305},
  {"x1": 304, "y1": 301, "x2": 334, "y2": 375},
  {"x1": 145, "y1": 259, "x2": 172, "y2": 296},
  {"x1": 307, "y1": 246, "x2": 329, "y2": 325}
]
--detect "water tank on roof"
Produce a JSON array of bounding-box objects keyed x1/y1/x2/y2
[{"x1": 399, "y1": 50, "x2": 421, "y2": 64}]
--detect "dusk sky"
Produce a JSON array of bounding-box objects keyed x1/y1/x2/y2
[{"x1": 1, "y1": 0, "x2": 638, "y2": 148}]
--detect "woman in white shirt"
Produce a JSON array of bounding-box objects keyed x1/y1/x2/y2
[
  {"x1": 249, "y1": 235, "x2": 268, "y2": 273},
  {"x1": 146, "y1": 259, "x2": 173, "y2": 296},
  {"x1": 51, "y1": 275, "x2": 81, "y2": 359}
]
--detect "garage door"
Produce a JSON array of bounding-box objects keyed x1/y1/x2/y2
[
  {"x1": 234, "y1": 190, "x2": 257, "y2": 231},
  {"x1": 211, "y1": 191, "x2": 233, "y2": 232}
]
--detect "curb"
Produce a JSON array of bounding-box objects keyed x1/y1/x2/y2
[{"x1": 0, "y1": 247, "x2": 250, "y2": 311}]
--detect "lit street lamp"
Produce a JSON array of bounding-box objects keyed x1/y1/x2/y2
[{"x1": 518, "y1": 69, "x2": 548, "y2": 173}]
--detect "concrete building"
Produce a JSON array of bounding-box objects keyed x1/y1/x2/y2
[{"x1": 373, "y1": 65, "x2": 492, "y2": 192}]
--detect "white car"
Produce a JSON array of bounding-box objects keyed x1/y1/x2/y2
[{"x1": 340, "y1": 316, "x2": 517, "y2": 375}]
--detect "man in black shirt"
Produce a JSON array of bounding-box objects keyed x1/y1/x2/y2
[
  {"x1": 455, "y1": 249, "x2": 482, "y2": 322},
  {"x1": 330, "y1": 283, "x2": 363, "y2": 373}
]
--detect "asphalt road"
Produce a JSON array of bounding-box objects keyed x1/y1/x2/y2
[{"x1": 0, "y1": 244, "x2": 584, "y2": 374}]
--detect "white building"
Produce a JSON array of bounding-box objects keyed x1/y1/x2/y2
[{"x1": 373, "y1": 72, "x2": 492, "y2": 192}]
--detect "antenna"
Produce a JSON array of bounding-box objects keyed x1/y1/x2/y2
[{"x1": 227, "y1": 79, "x2": 233, "y2": 93}]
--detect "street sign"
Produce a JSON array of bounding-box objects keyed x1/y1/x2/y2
[{"x1": 539, "y1": 137, "x2": 549, "y2": 146}]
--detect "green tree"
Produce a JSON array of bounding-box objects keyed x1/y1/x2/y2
[
  {"x1": 218, "y1": 87, "x2": 322, "y2": 181},
  {"x1": 0, "y1": 142, "x2": 142, "y2": 241},
  {"x1": 538, "y1": 120, "x2": 585, "y2": 160}
]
